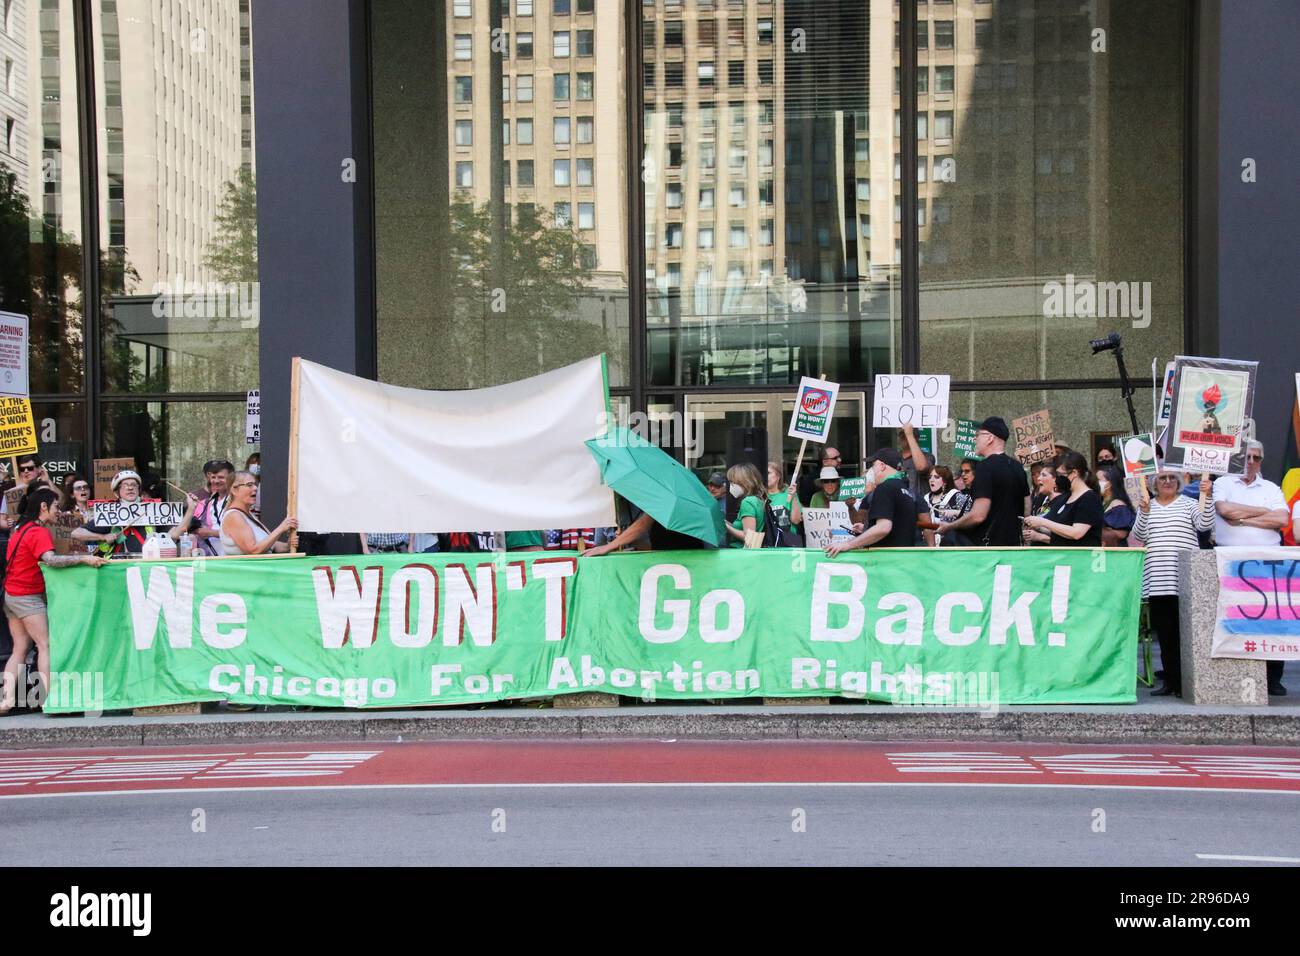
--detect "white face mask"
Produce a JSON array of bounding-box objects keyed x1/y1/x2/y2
[
  {"x1": 1098, "y1": 477, "x2": 1110, "y2": 494},
  {"x1": 249, "y1": 463, "x2": 261, "y2": 476},
  {"x1": 729, "y1": 482, "x2": 744, "y2": 499}
]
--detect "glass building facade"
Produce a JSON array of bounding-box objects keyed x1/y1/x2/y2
[{"x1": 5, "y1": 0, "x2": 1296, "y2": 502}]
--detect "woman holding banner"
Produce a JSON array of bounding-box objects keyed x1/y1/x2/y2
[
  {"x1": 1, "y1": 486, "x2": 107, "y2": 714},
  {"x1": 1133, "y1": 471, "x2": 1214, "y2": 697},
  {"x1": 71, "y1": 470, "x2": 199, "y2": 556},
  {"x1": 221, "y1": 471, "x2": 297, "y2": 555}
]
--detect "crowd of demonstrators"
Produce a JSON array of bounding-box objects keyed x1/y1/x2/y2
[
  {"x1": 1023, "y1": 452, "x2": 1104, "y2": 546},
  {"x1": 1097, "y1": 464, "x2": 1137, "y2": 546},
  {"x1": 923, "y1": 466, "x2": 971, "y2": 546},
  {"x1": 724, "y1": 463, "x2": 767, "y2": 548},
  {"x1": 1, "y1": 486, "x2": 107, "y2": 713},
  {"x1": 1133, "y1": 471, "x2": 1214, "y2": 697}
]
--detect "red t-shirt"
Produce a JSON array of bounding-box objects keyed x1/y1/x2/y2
[{"x1": 5, "y1": 523, "x2": 54, "y2": 596}]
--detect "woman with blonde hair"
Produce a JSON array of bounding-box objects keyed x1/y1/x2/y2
[{"x1": 724, "y1": 462, "x2": 767, "y2": 548}]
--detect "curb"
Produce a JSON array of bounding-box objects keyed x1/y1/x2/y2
[{"x1": 1, "y1": 707, "x2": 1297, "y2": 749}]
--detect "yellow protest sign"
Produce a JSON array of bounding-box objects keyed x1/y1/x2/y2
[{"x1": 0, "y1": 397, "x2": 37, "y2": 457}]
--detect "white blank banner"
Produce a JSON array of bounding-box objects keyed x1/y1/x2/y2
[{"x1": 294, "y1": 356, "x2": 615, "y2": 534}]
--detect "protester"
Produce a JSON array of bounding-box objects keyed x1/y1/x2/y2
[
  {"x1": 72, "y1": 469, "x2": 199, "y2": 556},
  {"x1": 1, "y1": 486, "x2": 107, "y2": 714},
  {"x1": 809, "y1": 466, "x2": 845, "y2": 510},
  {"x1": 220, "y1": 471, "x2": 297, "y2": 555},
  {"x1": 59, "y1": 473, "x2": 93, "y2": 526},
  {"x1": 244, "y1": 452, "x2": 262, "y2": 520},
  {"x1": 825, "y1": 448, "x2": 917, "y2": 555},
  {"x1": 897, "y1": 422, "x2": 936, "y2": 498},
  {"x1": 936, "y1": 418, "x2": 1029, "y2": 546},
  {"x1": 767, "y1": 461, "x2": 802, "y2": 533},
  {"x1": 724, "y1": 463, "x2": 767, "y2": 548},
  {"x1": 1023, "y1": 458, "x2": 1066, "y2": 545},
  {"x1": 1094, "y1": 445, "x2": 1117, "y2": 470},
  {"x1": 1132, "y1": 471, "x2": 1214, "y2": 697},
  {"x1": 189, "y1": 459, "x2": 234, "y2": 556},
  {"x1": 581, "y1": 509, "x2": 707, "y2": 556},
  {"x1": 1023, "y1": 452, "x2": 1104, "y2": 546},
  {"x1": 954, "y1": 458, "x2": 979, "y2": 494},
  {"x1": 1213, "y1": 440, "x2": 1291, "y2": 696},
  {"x1": 1097, "y1": 464, "x2": 1136, "y2": 547},
  {"x1": 706, "y1": 472, "x2": 728, "y2": 518},
  {"x1": 924, "y1": 466, "x2": 971, "y2": 546},
  {"x1": 361, "y1": 532, "x2": 411, "y2": 554},
  {"x1": 797, "y1": 447, "x2": 844, "y2": 508},
  {"x1": 505, "y1": 531, "x2": 546, "y2": 551}
]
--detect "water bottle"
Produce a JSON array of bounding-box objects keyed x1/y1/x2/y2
[{"x1": 179, "y1": 533, "x2": 194, "y2": 558}]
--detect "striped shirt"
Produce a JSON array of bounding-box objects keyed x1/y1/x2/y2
[{"x1": 1131, "y1": 495, "x2": 1214, "y2": 598}]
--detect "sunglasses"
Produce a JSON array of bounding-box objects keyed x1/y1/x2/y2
[
  {"x1": 1246, "y1": 454, "x2": 1263, "y2": 461},
  {"x1": 19, "y1": 464, "x2": 36, "y2": 473}
]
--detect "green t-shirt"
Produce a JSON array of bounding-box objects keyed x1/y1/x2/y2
[
  {"x1": 729, "y1": 495, "x2": 766, "y2": 547},
  {"x1": 810, "y1": 491, "x2": 832, "y2": 510},
  {"x1": 504, "y1": 530, "x2": 545, "y2": 550}
]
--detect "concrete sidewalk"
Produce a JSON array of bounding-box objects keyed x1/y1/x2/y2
[{"x1": 1, "y1": 696, "x2": 1297, "y2": 749}]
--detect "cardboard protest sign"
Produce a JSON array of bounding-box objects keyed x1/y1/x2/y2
[
  {"x1": 801, "y1": 503, "x2": 853, "y2": 549},
  {"x1": 952, "y1": 418, "x2": 983, "y2": 460},
  {"x1": 4, "y1": 486, "x2": 23, "y2": 517},
  {"x1": 1165, "y1": 356, "x2": 1257, "y2": 475},
  {"x1": 0, "y1": 312, "x2": 29, "y2": 399},
  {"x1": 872, "y1": 374, "x2": 949, "y2": 429},
  {"x1": 1011, "y1": 410, "x2": 1055, "y2": 464},
  {"x1": 90, "y1": 499, "x2": 185, "y2": 528},
  {"x1": 788, "y1": 377, "x2": 841, "y2": 442},
  {"x1": 0, "y1": 397, "x2": 37, "y2": 457},
  {"x1": 1118, "y1": 433, "x2": 1159, "y2": 477},
  {"x1": 93, "y1": 457, "x2": 135, "y2": 500}
]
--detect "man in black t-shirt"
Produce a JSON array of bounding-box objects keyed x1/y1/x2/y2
[
  {"x1": 936, "y1": 417, "x2": 1030, "y2": 546},
  {"x1": 825, "y1": 448, "x2": 917, "y2": 555}
]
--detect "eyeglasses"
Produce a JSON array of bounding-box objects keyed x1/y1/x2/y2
[
  {"x1": 231, "y1": 481, "x2": 256, "y2": 490},
  {"x1": 1246, "y1": 454, "x2": 1263, "y2": 461},
  {"x1": 72, "y1": 483, "x2": 89, "y2": 492},
  {"x1": 1156, "y1": 476, "x2": 1180, "y2": 483}
]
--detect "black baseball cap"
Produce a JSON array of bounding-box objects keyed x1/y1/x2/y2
[
  {"x1": 976, "y1": 416, "x2": 1010, "y2": 441},
  {"x1": 707, "y1": 472, "x2": 727, "y2": 487},
  {"x1": 866, "y1": 447, "x2": 904, "y2": 470}
]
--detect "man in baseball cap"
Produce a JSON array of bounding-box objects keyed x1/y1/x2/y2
[
  {"x1": 825, "y1": 447, "x2": 917, "y2": 555},
  {"x1": 936, "y1": 416, "x2": 1030, "y2": 546}
]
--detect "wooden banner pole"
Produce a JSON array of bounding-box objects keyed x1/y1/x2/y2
[{"x1": 287, "y1": 357, "x2": 301, "y2": 553}]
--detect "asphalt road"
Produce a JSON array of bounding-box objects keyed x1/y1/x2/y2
[{"x1": 3, "y1": 740, "x2": 1298, "y2": 866}]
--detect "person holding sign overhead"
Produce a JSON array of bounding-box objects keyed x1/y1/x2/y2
[
  {"x1": 72, "y1": 469, "x2": 199, "y2": 556},
  {"x1": 2, "y1": 486, "x2": 107, "y2": 714}
]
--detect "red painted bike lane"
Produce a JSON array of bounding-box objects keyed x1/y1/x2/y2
[{"x1": 1, "y1": 740, "x2": 1299, "y2": 796}]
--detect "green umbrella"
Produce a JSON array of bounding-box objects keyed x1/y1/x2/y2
[{"x1": 585, "y1": 427, "x2": 728, "y2": 548}]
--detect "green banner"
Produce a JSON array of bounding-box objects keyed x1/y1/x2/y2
[{"x1": 43, "y1": 548, "x2": 1142, "y2": 712}]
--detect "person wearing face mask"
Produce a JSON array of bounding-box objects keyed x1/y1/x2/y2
[
  {"x1": 1096, "y1": 464, "x2": 1136, "y2": 547},
  {"x1": 1023, "y1": 452, "x2": 1104, "y2": 546},
  {"x1": 824, "y1": 448, "x2": 917, "y2": 555},
  {"x1": 723, "y1": 463, "x2": 767, "y2": 548}
]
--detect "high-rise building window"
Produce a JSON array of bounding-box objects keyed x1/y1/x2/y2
[
  {"x1": 698, "y1": 226, "x2": 714, "y2": 249},
  {"x1": 729, "y1": 225, "x2": 746, "y2": 248},
  {"x1": 554, "y1": 159, "x2": 571, "y2": 185},
  {"x1": 664, "y1": 20, "x2": 683, "y2": 46},
  {"x1": 517, "y1": 159, "x2": 535, "y2": 186},
  {"x1": 643, "y1": 21, "x2": 655, "y2": 47},
  {"x1": 502, "y1": 120, "x2": 511, "y2": 144},
  {"x1": 665, "y1": 62, "x2": 683, "y2": 87},
  {"x1": 730, "y1": 101, "x2": 745, "y2": 127},
  {"x1": 935, "y1": 20, "x2": 954, "y2": 49},
  {"x1": 455, "y1": 119, "x2": 473, "y2": 146},
  {"x1": 576, "y1": 157, "x2": 594, "y2": 186},
  {"x1": 759, "y1": 100, "x2": 773, "y2": 124},
  {"x1": 934, "y1": 110, "x2": 954, "y2": 138},
  {"x1": 517, "y1": 33, "x2": 534, "y2": 58},
  {"x1": 576, "y1": 116, "x2": 593, "y2": 143},
  {"x1": 759, "y1": 219, "x2": 773, "y2": 246},
  {"x1": 758, "y1": 60, "x2": 773, "y2": 85},
  {"x1": 699, "y1": 187, "x2": 715, "y2": 208},
  {"x1": 666, "y1": 224, "x2": 682, "y2": 247},
  {"x1": 456, "y1": 161, "x2": 473, "y2": 188},
  {"x1": 728, "y1": 18, "x2": 744, "y2": 44},
  {"x1": 554, "y1": 73, "x2": 570, "y2": 100},
  {"x1": 917, "y1": 21, "x2": 928, "y2": 48},
  {"x1": 578, "y1": 202, "x2": 594, "y2": 229},
  {"x1": 757, "y1": 18, "x2": 773, "y2": 44},
  {"x1": 576, "y1": 72, "x2": 594, "y2": 99},
  {"x1": 577, "y1": 0, "x2": 595, "y2": 13},
  {"x1": 554, "y1": 116, "x2": 571, "y2": 144},
  {"x1": 700, "y1": 104, "x2": 716, "y2": 128},
  {"x1": 455, "y1": 76, "x2": 473, "y2": 103},
  {"x1": 729, "y1": 185, "x2": 745, "y2": 207},
  {"x1": 917, "y1": 113, "x2": 928, "y2": 139},
  {"x1": 554, "y1": 201, "x2": 571, "y2": 226},
  {"x1": 576, "y1": 30, "x2": 593, "y2": 56},
  {"x1": 975, "y1": 19, "x2": 992, "y2": 48},
  {"x1": 454, "y1": 35, "x2": 472, "y2": 60},
  {"x1": 554, "y1": 0, "x2": 570, "y2": 15},
  {"x1": 699, "y1": 19, "x2": 716, "y2": 45},
  {"x1": 667, "y1": 103, "x2": 683, "y2": 127},
  {"x1": 553, "y1": 31, "x2": 570, "y2": 57},
  {"x1": 518, "y1": 0, "x2": 534, "y2": 14},
  {"x1": 698, "y1": 62, "x2": 715, "y2": 87},
  {"x1": 517, "y1": 118, "x2": 534, "y2": 143},
  {"x1": 517, "y1": 74, "x2": 534, "y2": 101},
  {"x1": 453, "y1": 0, "x2": 471, "y2": 16},
  {"x1": 935, "y1": 66, "x2": 954, "y2": 93},
  {"x1": 728, "y1": 60, "x2": 744, "y2": 85},
  {"x1": 503, "y1": 161, "x2": 512, "y2": 186}
]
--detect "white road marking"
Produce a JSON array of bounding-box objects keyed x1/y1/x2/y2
[{"x1": 1195, "y1": 853, "x2": 1300, "y2": 863}]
